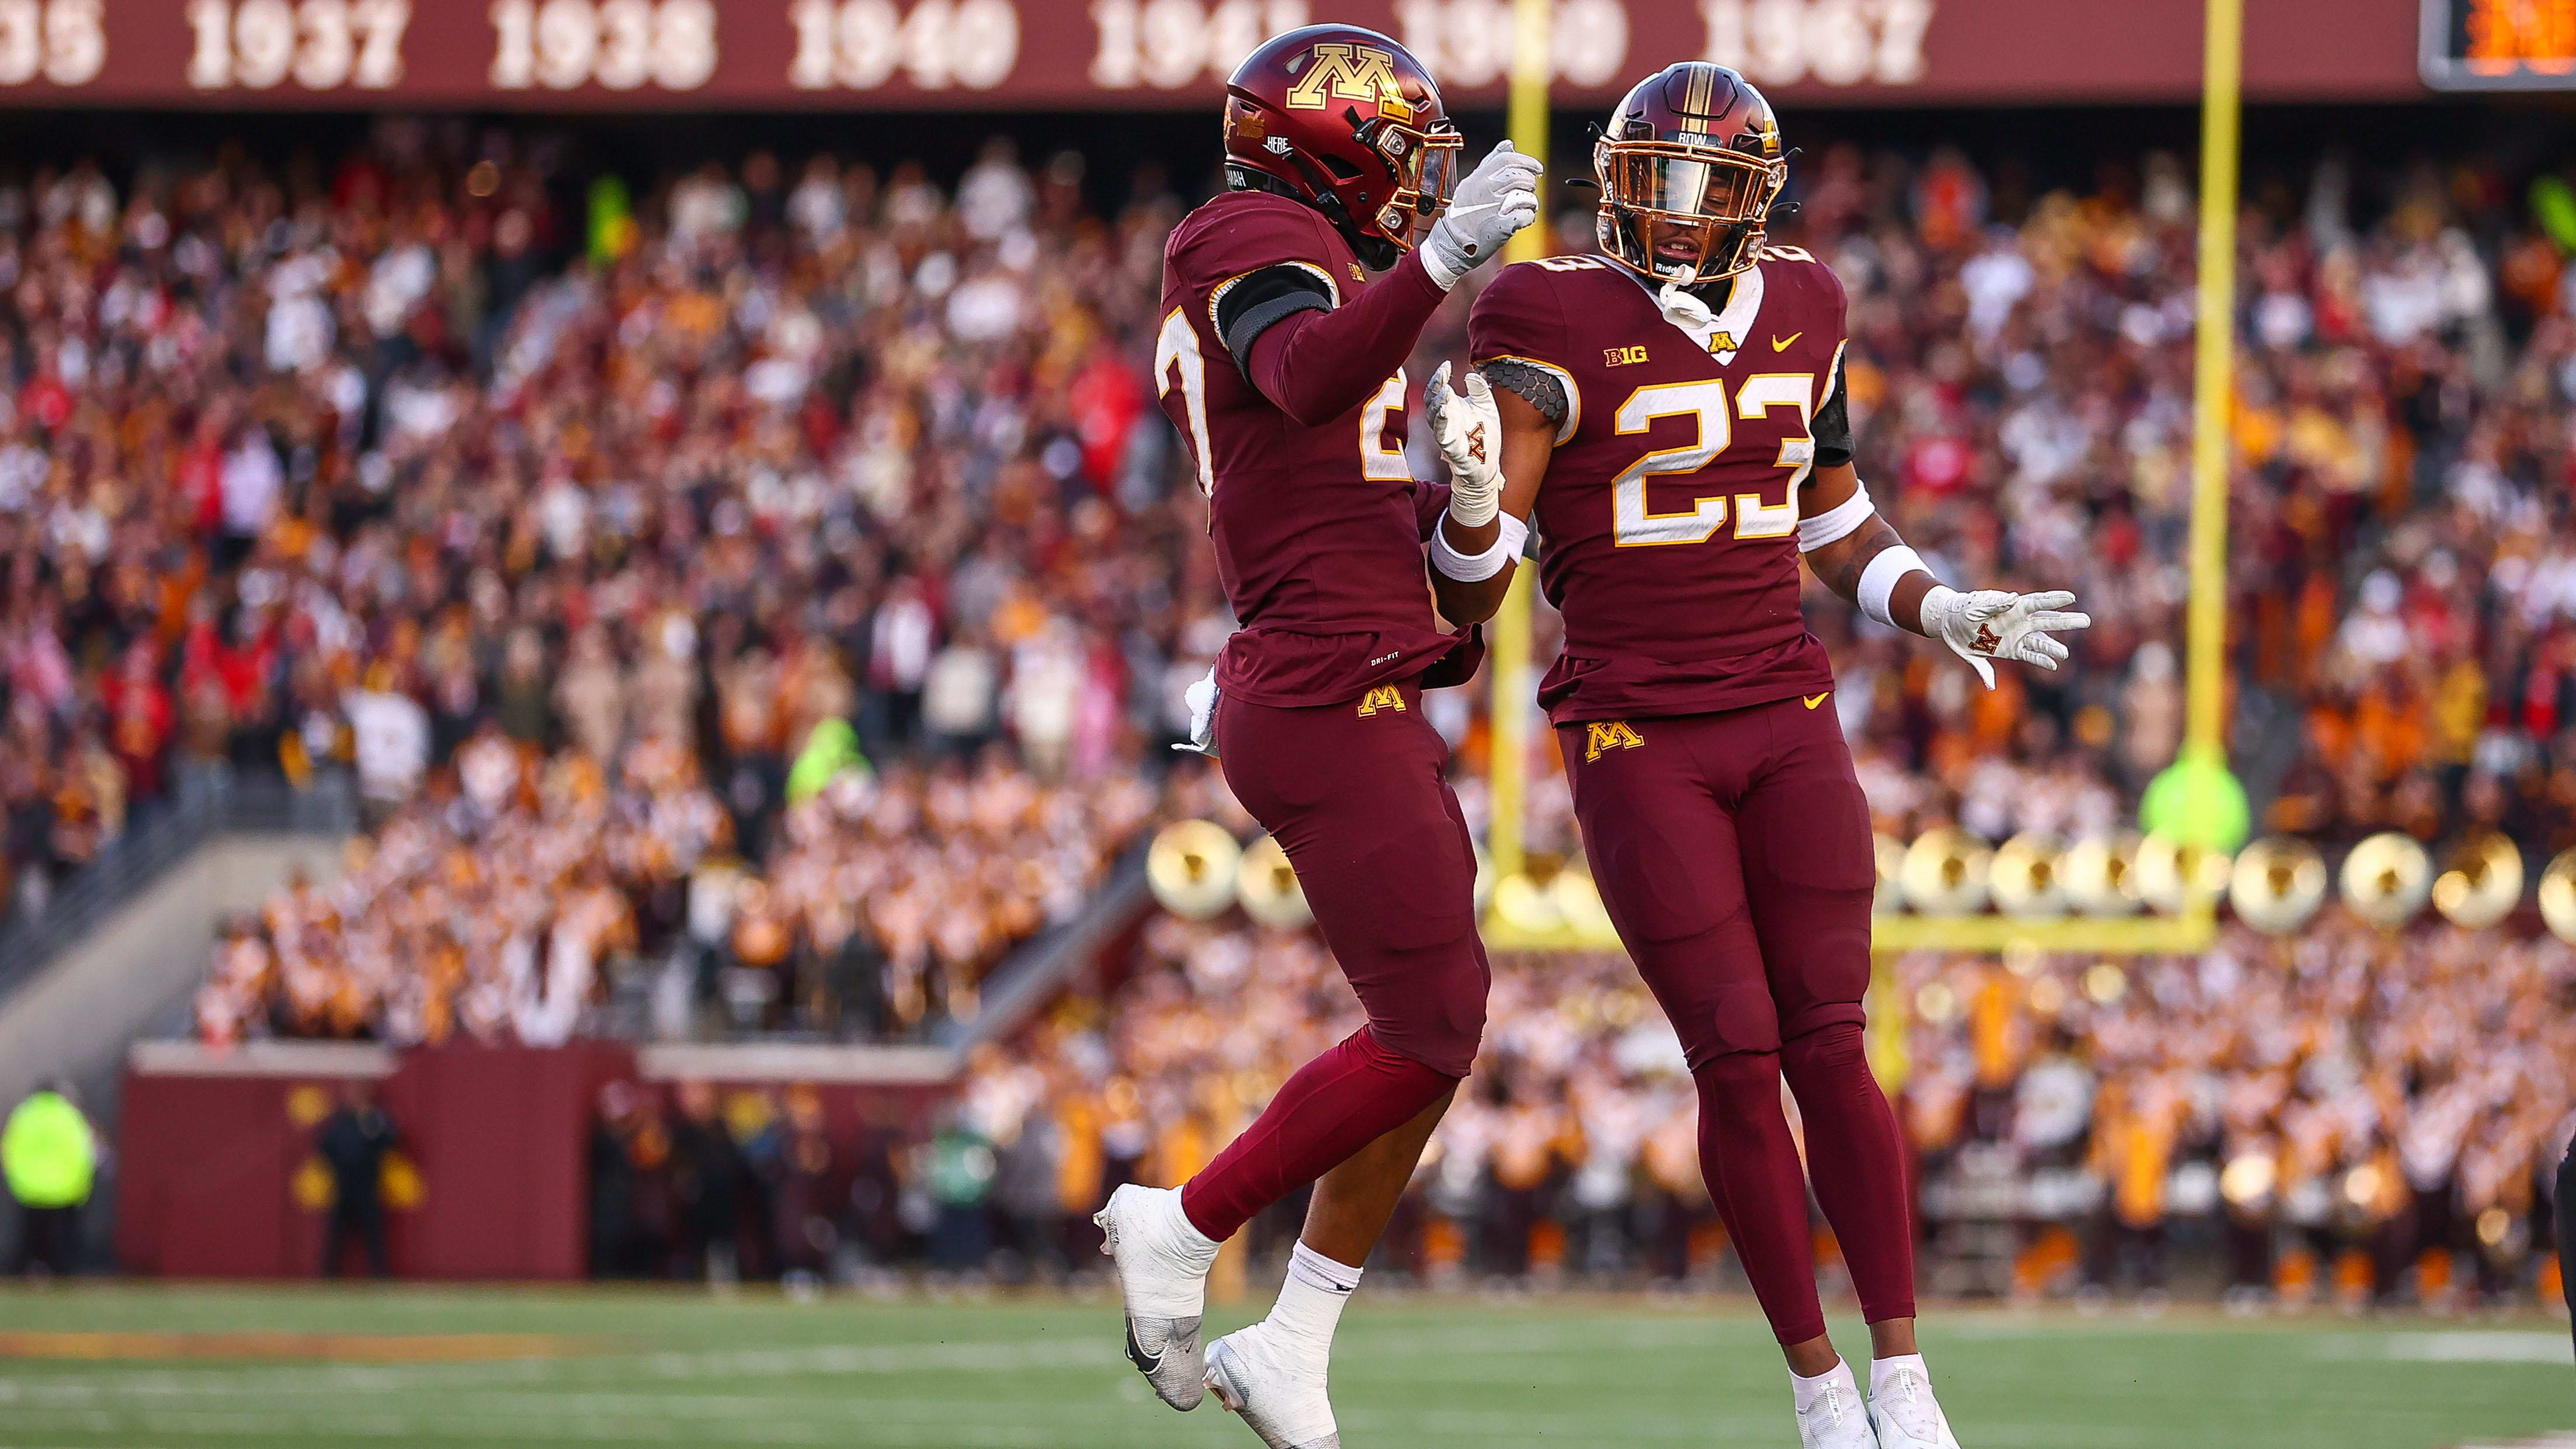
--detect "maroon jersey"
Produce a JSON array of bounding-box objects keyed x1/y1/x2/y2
[
  {"x1": 1468, "y1": 247, "x2": 1847, "y2": 725},
  {"x1": 1157, "y1": 190, "x2": 1458, "y2": 708}
]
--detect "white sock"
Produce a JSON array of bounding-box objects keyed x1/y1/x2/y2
[
  {"x1": 1870, "y1": 1353, "x2": 1929, "y2": 1397},
  {"x1": 1155, "y1": 1187, "x2": 1221, "y2": 1261},
  {"x1": 1128, "y1": 1187, "x2": 1219, "y2": 1316},
  {"x1": 1265, "y1": 1241, "x2": 1362, "y2": 1368},
  {"x1": 1790, "y1": 1357, "x2": 1858, "y2": 1414}
]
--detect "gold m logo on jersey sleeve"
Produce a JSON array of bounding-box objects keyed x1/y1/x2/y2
[
  {"x1": 1284, "y1": 43, "x2": 1413, "y2": 120},
  {"x1": 1356, "y1": 685, "x2": 1408, "y2": 717},
  {"x1": 1583, "y1": 720, "x2": 1644, "y2": 761}
]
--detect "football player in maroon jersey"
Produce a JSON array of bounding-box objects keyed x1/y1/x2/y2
[
  {"x1": 2558, "y1": 1139, "x2": 2574, "y2": 1363},
  {"x1": 1432, "y1": 64, "x2": 2088, "y2": 1449},
  {"x1": 1093, "y1": 24, "x2": 1540, "y2": 1449}
]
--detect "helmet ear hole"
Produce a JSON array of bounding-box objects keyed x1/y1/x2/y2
[{"x1": 1318, "y1": 154, "x2": 1363, "y2": 182}]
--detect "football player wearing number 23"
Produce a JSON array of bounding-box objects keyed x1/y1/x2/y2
[
  {"x1": 1097, "y1": 23, "x2": 1542, "y2": 1449},
  {"x1": 1435, "y1": 64, "x2": 2091, "y2": 1449}
]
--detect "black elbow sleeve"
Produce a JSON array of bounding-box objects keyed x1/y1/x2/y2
[
  {"x1": 1814, "y1": 354, "x2": 1855, "y2": 469},
  {"x1": 1214, "y1": 265, "x2": 1336, "y2": 381}
]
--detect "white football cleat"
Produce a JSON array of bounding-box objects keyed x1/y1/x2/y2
[
  {"x1": 1203, "y1": 1320, "x2": 1339, "y2": 1449},
  {"x1": 1795, "y1": 1363, "x2": 1879, "y2": 1449},
  {"x1": 1094, "y1": 1184, "x2": 1214, "y2": 1410},
  {"x1": 1868, "y1": 1360, "x2": 1963, "y2": 1449}
]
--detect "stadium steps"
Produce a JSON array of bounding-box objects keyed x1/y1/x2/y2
[
  {"x1": 939, "y1": 842, "x2": 1151, "y2": 1052},
  {"x1": 0, "y1": 769, "x2": 355, "y2": 1121}
]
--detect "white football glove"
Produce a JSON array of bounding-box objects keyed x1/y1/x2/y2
[
  {"x1": 1421, "y1": 141, "x2": 1542, "y2": 288},
  {"x1": 1424, "y1": 362, "x2": 1501, "y2": 527},
  {"x1": 1917, "y1": 587, "x2": 2092, "y2": 689}
]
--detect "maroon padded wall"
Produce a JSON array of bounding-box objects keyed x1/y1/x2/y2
[{"x1": 114, "y1": 1042, "x2": 954, "y2": 1280}]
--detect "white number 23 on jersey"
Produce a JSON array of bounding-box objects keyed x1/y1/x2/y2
[{"x1": 1610, "y1": 375, "x2": 1815, "y2": 547}]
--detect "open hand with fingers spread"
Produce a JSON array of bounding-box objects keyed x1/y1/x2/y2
[{"x1": 1917, "y1": 588, "x2": 2092, "y2": 689}]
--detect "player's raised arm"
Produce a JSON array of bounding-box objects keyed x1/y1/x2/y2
[
  {"x1": 1424, "y1": 360, "x2": 1546, "y2": 625},
  {"x1": 1798, "y1": 460, "x2": 2092, "y2": 688},
  {"x1": 1235, "y1": 143, "x2": 1541, "y2": 428}
]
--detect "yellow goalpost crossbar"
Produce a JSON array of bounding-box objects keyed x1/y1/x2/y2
[{"x1": 1476, "y1": 0, "x2": 2242, "y2": 963}]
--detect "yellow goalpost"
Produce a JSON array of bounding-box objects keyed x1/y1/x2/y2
[{"x1": 1476, "y1": 0, "x2": 2244, "y2": 962}]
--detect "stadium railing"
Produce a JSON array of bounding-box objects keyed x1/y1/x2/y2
[{"x1": 0, "y1": 768, "x2": 356, "y2": 1002}]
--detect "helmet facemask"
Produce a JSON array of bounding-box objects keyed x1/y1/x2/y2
[
  {"x1": 1351, "y1": 111, "x2": 1464, "y2": 254},
  {"x1": 1595, "y1": 138, "x2": 1785, "y2": 289}
]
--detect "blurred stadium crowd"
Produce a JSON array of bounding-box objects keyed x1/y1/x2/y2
[
  {"x1": 593, "y1": 890, "x2": 2570, "y2": 1305},
  {"x1": 0, "y1": 120, "x2": 2568, "y2": 1292}
]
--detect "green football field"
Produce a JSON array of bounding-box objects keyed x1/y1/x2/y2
[{"x1": 0, "y1": 1285, "x2": 2565, "y2": 1449}]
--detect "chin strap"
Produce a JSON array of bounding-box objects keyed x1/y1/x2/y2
[{"x1": 1655, "y1": 278, "x2": 1715, "y2": 330}]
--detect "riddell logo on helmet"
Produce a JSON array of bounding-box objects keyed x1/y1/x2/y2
[{"x1": 1284, "y1": 43, "x2": 1412, "y2": 121}]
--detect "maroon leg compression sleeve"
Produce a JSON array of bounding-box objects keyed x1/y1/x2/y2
[
  {"x1": 1182, "y1": 686, "x2": 1486, "y2": 1243},
  {"x1": 1782, "y1": 1021, "x2": 1918, "y2": 1325},
  {"x1": 1181, "y1": 1028, "x2": 1453, "y2": 1242},
  {"x1": 1694, "y1": 1050, "x2": 1829, "y2": 1346}
]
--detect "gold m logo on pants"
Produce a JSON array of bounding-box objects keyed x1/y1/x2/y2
[
  {"x1": 1356, "y1": 686, "x2": 1407, "y2": 717},
  {"x1": 1584, "y1": 720, "x2": 1644, "y2": 761}
]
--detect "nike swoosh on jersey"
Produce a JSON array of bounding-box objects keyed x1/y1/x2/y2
[
  {"x1": 1803, "y1": 692, "x2": 1831, "y2": 709},
  {"x1": 1771, "y1": 331, "x2": 1803, "y2": 352}
]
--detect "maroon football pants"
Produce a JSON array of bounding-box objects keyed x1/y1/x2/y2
[
  {"x1": 1560, "y1": 692, "x2": 1915, "y2": 1342},
  {"x1": 1180, "y1": 680, "x2": 1490, "y2": 1242}
]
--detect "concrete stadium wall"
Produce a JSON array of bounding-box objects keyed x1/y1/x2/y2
[{"x1": 0, "y1": 833, "x2": 348, "y2": 1115}]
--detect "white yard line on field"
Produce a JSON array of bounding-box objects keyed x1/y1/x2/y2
[{"x1": 2307, "y1": 1333, "x2": 2574, "y2": 1365}]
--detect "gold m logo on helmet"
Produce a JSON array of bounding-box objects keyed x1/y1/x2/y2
[
  {"x1": 1356, "y1": 685, "x2": 1408, "y2": 717},
  {"x1": 1584, "y1": 720, "x2": 1644, "y2": 761},
  {"x1": 1285, "y1": 43, "x2": 1413, "y2": 121}
]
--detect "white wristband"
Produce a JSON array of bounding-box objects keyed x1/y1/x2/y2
[
  {"x1": 1856, "y1": 545, "x2": 1932, "y2": 628},
  {"x1": 1419, "y1": 240, "x2": 1466, "y2": 292},
  {"x1": 1796, "y1": 481, "x2": 1873, "y2": 553},
  {"x1": 1432, "y1": 512, "x2": 1529, "y2": 583}
]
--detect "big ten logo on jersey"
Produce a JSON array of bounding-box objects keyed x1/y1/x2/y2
[
  {"x1": 1603, "y1": 345, "x2": 1650, "y2": 368},
  {"x1": 1284, "y1": 40, "x2": 1411, "y2": 117},
  {"x1": 1356, "y1": 685, "x2": 1408, "y2": 717},
  {"x1": 1583, "y1": 720, "x2": 1644, "y2": 761}
]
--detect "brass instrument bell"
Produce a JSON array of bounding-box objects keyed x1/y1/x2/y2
[
  {"x1": 1147, "y1": 819, "x2": 1243, "y2": 920},
  {"x1": 1989, "y1": 833, "x2": 2067, "y2": 920},
  {"x1": 1900, "y1": 827, "x2": 1992, "y2": 916},
  {"x1": 2061, "y1": 832, "x2": 2144, "y2": 917},
  {"x1": 2337, "y1": 831, "x2": 2431, "y2": 929},
  {"x1": 2429, "y1": 831, "x2": 2522, "y2": 930},
  {"x1": 1235, "y1": 833, "x2": 1314, "y2": 930},
  {"x1": 2135, "y1": 832, "x2": 2231, "y2": 914},
  {"x1": 2227, "y1": 835, "x2": 2327, "y2": 935}
]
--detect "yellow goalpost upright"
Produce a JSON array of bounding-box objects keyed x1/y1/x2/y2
[{"x1": 1475, "y1": 0, "x2": 2246, "y2": 963}]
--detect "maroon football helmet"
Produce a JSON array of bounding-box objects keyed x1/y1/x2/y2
[
  {"x1": 1595, "y1": 62, "x2": 1787, "y2": 287},
  {"x1": 1223, "y1": 25, "x2": 1463, "y2": 271}
]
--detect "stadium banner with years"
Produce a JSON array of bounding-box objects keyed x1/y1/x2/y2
[{"x1": 0, "y1": 0, "x2": 2427, "y2": 108}]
